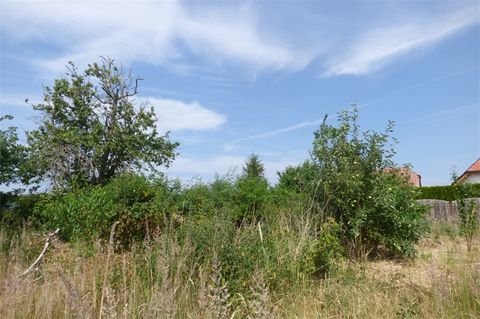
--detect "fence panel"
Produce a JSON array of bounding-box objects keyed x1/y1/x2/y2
[{"x1": 417, "y1": 198, "x2": 480, "y2": 221}]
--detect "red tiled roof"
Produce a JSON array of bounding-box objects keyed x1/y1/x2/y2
[
  {"x1": 466, "y1": 159, "x2": 480, "y2": 172},
  {"x1": 457, "y1": 158, "x2": 480, "y2": 182}
]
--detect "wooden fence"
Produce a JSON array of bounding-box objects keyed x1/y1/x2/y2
[{"x1": 417, "y1": 198, "x2": 480, "y2": 221}]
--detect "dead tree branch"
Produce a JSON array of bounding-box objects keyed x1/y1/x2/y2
[{"x1": 19, "y1": 228, "x2": 60, "y2": 278}]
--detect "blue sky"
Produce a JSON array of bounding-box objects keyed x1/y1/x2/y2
[{"x1": 0, "y1": 0, "x2": 479, "y2": 186}]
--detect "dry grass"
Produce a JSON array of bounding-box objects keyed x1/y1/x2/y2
[{"x1": 0, "y1": 226, "x2": 478, "y2": 318}]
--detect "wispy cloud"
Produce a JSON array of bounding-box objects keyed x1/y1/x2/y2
[
  {"x1": 223, "y1": 119, "x2": 324, "y2": 151},
  {"x1": 0, "y1": 1, "x2": 477, "y2": 79},
  {"x1": 224, "y1": 63, "x2": 480, "y2": 149},
  {"x1": 418, "y1": 103, "x2": 479, "y2": 125},
  {"x1": 0, "y1": 0, "x2": 310, "y2": 74},
  {"x1": 323, "y1": 4, "x2": 479, "y2": 76},
  {"x1": 142, "y1": 97, "x2": 226, "y2": 133}
]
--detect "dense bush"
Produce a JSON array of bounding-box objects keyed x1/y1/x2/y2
[
  {"x1": 307, "y1": 108, "x2": 426, "y2": 257},
  {"x1": 233, "y1": 155, "x2": 271, "y2": 223},
  {"x1": 37, "y1": 174, "x2": 179, "y2": 243},
  {"x1": 0, "y1": 192, "x2": 42, "y2": 227},
  {"x1": 300, "y1": 217, "x2": 343, "y2": 276},
  {"x1": 277, "y1": 161, "x2": 318, "y2": 194}
]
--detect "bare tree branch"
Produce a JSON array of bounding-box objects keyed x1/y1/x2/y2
[{"x1": 19, "y1": 228, "x2": 60, "y2": 277}]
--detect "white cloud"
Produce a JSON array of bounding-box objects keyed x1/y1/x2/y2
[
  {"x1": 0, "y1": 0, "x2": 310, "y2": 74},
  {"x1": 142, "y1": 97, "x2": 226, "y2": 132},
  {"x1": 323, "y1": 5, "x2": 479, "y2": 76},
  {"x1": 0, "y1": 1, "x2": 477, "y2": 78}
]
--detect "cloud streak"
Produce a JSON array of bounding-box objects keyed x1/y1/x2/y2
[
  {"x1": 0, "y1": 1, "x2": 477, "y2": 78},
  {"x1": 0, "y1": 0, "x2": 310, "y2": 74},
  {"x1": 323, "y1": 5, "x2": 479, "y2": 76},
  {"x1": 223, "y1": 119, "x2": 324, "y2": 151}
]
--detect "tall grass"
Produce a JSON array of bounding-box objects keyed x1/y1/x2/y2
[{"x1": 0, "y1": 217, "x2": 478, "y2": 318}]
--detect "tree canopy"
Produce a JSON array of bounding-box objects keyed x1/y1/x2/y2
[
  {"x1": 27, "y1": 58, "x2": 179, "y2": 189},
  {"x1": 0, "y1": 115, "x2": 27, "y2": 186},
  {"x1": 242, "y1": 154, "x2": 265, "y2": 179}
]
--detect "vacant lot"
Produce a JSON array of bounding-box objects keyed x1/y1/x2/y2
[{"x1": 0, "y1": 222, "x2": 478, "y2": 319}]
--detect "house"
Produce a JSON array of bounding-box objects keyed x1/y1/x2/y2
[
  {"x1": 406, "y1": 169, "x2": 422, "y2": 187},
  {"x1": 457, "y1": 158, "x2": 480, "y2": 184},
  {"x1": 384, "y1": 166, "x2": 422, "y2": 187}
]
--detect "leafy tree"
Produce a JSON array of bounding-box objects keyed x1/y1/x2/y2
[
  {"x1": 27, "y1": 57, "x2": 179, "y2": 189},
  {"x1": 310, "y1": 107, "x2": 426, "y2": 258},
  {"x1": 0, "y1": 115, "x2": 27, "y2": 186}
]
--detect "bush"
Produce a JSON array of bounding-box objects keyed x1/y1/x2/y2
[
  {"x1": 366, "y1": 172, "x2": 427, "y2": 257},
  {"x1": 38, "y1": 185, "x2": 117, "y2": 241},
  {"x1": 300, "y1": 217, "x2": 343, "y2": 276},
  {"x1": 37, "y1": 174, "x2": 178, "y2": 243},
  {"x1": 1, "y1": 192, "x2": 42, "y2": 227},
  {"x1": 309, "y1": 107, "x2": 427, "y2": 258},
  {"x1": 178, "y1": 182, "x2": 216, "y2": 216},
  {"x1": 454, "y1": 181, "x2": 480, "y2": 252},
  {"x1": 234, "y1": 176, "x2": 270, "y2": 222},
  {"x1": 277, "y1": 161, "x2": 318, "y2": 195}
]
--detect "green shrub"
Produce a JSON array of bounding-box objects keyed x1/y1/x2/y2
[
  {"x1": 309, "y1": 107, "x2": 427, "y2": 258},
  {"x1": 366, "y1": 172, "x2": 427, "y2": 257},
  {"x1": 454, "y1": 182, "x2": 480, "y2": 251},
  {"x1": 1, "y1": 192, "x2": 42, "y2": 227},
  {"x1": 37, "y1": 185, "x2": 117, "y2": 241},
  {"x1": 37, "y1": 174, "x2": 178, "y2": 243},
  {"x1": 178, "y1": 182, "x2": 216, "y2": 215},
  {"x1": 277, "y1": 161, "x2": 318, "y2": 195},
  {"x1": 234, "y1": 176, "x2": 270, "y2": 222},
  {"x1": 300, "y1": 217, "x2": 343, "y2": 276},
  {"x1": 210, "y1": 175, "x2": 236, "y2": 209}
]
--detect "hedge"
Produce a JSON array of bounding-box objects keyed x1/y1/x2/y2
[{"x1": 417, "y1": 184, "x2": 480, "y2": 201}]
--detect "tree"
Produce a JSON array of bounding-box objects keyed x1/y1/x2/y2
[
  {"x1": 310, "y1": 107, "x2": 426, "y2": 258},
  {"x1": 242, "y1": 154, "x2": 265, "y2": 178},
  {"x1": 27, "y1": 58, "x2": 179, "y2": 189},
  {"x1": 0, "y1": 115, "x2": 27, "y2": 186},
  {"x1": 235, "y1": 154, "x2": 269, "y2": 219}
]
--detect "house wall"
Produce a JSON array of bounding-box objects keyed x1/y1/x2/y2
[
  {"x1": 465, "y1": 172, "x2": 480, "y2": 184},
  {"x1": 409, "y1": 173, "x2": 421, "y2": 187}
]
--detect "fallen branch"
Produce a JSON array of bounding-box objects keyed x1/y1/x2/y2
[{"x1": 19, "y1": 228, "x2": 60, "y2": 278}]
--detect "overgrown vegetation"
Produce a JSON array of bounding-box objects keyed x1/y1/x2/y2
[
  {"x1": 0, "y1": 220, "x2": 478, "y2": 318},
  {"x1": 3, "y1": 58, "x2": 477, "y2": 318},
  {"x1": 452, "y1": 173, "x2": 480, "y2": 252}
]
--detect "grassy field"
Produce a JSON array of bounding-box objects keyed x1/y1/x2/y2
[{"x1": 0, "y1": 222, "x2": 478, "y2": 319}]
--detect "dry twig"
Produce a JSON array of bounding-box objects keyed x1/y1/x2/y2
[{"x1": 19, "y1": 228, "x2": 60, "y2": 277}]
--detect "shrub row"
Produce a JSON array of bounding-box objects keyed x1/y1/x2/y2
[{"x1": 417, "y1": 184, "x2": 480, "y2": 201}]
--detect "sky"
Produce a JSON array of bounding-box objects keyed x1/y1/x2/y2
[{"x1": 0, "y1": 0, "x2": 479, "y2": 186}]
